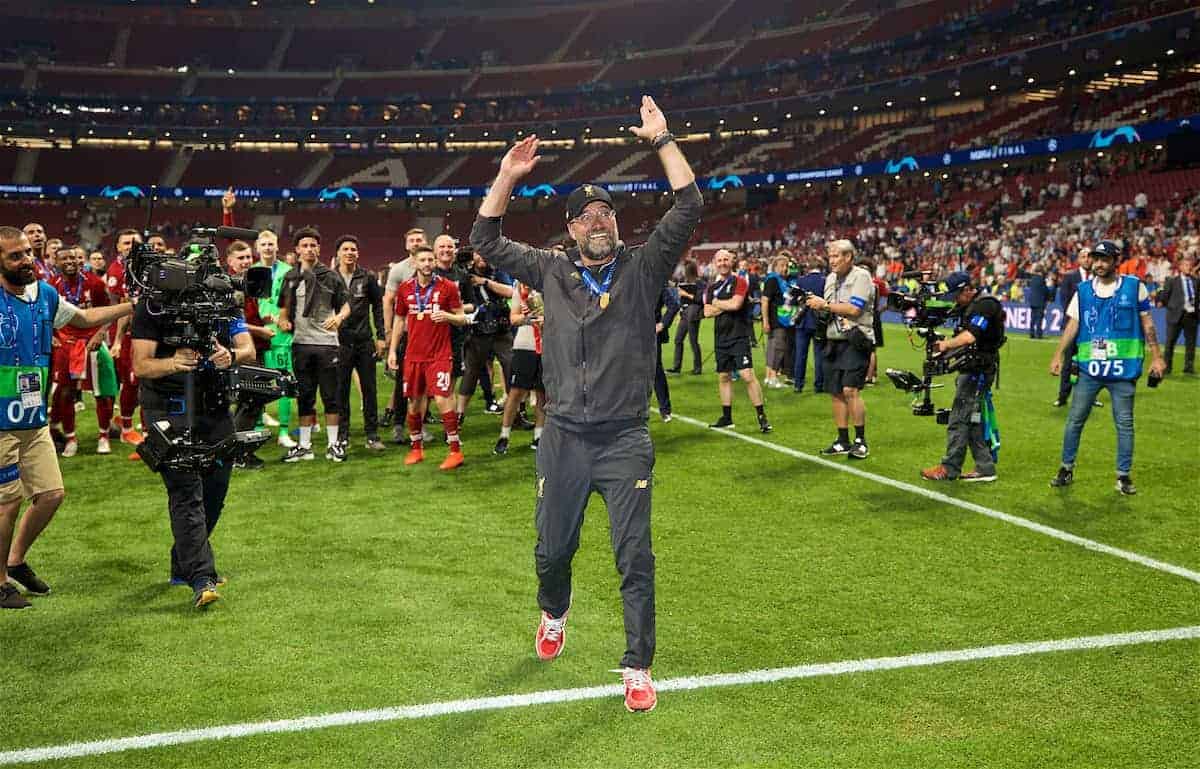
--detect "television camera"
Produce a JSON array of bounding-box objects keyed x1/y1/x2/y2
[
  {"x1": 883, "y1": 273, "x2": 987, "y2": 421},
  {"x1": 126, "y1": 221, "x2": 297, "y2": 473}
]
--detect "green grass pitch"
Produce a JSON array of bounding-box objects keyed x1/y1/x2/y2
[{"x1": 4, "y1": 321, "x2": 1197, "y2": 768}]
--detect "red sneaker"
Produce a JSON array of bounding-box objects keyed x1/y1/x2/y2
[
  {"x1": 920, "y1": 464, "x2": 952, "y2": 481},
  {"x1": 615, "y1": 667, "x2": 657, "y2": 713},
  {"x1": 534, "y1": 610, "x2": 568, "y2": 661},
  {"x1": 439, "y1": 450, "x2": 464, "y2": 471},
  {"x1": 120, "y1": 429, "x2": 144, "y2": 446},
  {"x1": 404, "y1": 447, "x2": 424, "y2": 466}
]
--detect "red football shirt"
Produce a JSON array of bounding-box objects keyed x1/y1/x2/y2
[
  {"x1": 51, "y1": 271, "x2": 110, "y2": 342},
  {"x1": 105, "y1": 257, "x2": 127, "y2": 301},
  {"x1": 395, "y1": 275, "x2": 461, "y2": 363}
]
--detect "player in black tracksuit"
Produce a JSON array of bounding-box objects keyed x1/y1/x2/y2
[{"x1": 471, "y1": 97, "x2": 699, "y2": 711}]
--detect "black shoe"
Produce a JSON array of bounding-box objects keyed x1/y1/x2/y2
[
  {"x1": 193, "y1": 580, "x2": 220, "y2": 609},
  {"x1": 1184, "y1": 367, "x2": 1195, "y2": 374},
  {"x1": 380, "y1": 408, "x2": 395, "y2": 427},
  {"x1": 660, "y1": 410, "x2": 672, "y2": 423},
  {"x1": 689, "y1": 368, "x2": 702, "y2": 375},
  {"x1": 1052, "y1": 398, "x2": 1066, "y2": 407},
  {"x1": 820, "y1": 440, "x2": 850, "y2": 456},
  {"x1": 326, "y1": 442, "x2": 347, "y2": 463},
  {"x1": 1050, "y1": 466, "x2": 1074, "y2": 488},
  {"x1": 282, "y1": 445, "x2": 315, "y2": 463},
  {"x1": 848, "y1": 439, "x2": 869, "y2": 459},
  {"x1": 107, "y1": 424, "x2": 122, "y2": 440},
  {"x1": 515, "y1": 415, "x2": 535, "y2": 431},
  {"x1": 7, "y1": 562, "x2": 50, "y2": 596},
  {"x1": 1115, "y1": 475, "x2": 1137, "y2": 495},
  {"x1": 493, "y1": 436, "x2": 509, "y2": 455},
  {"x1": 757, "y1": 414, "x2": 772, "y2": 434},
  {"x1": 423, "y1": 410, "x2": 438, "y2": 425},
  {"x1": 530, "y1": 437, "x2": 539, "y2": 450},
  {"x1": 0, "y1": 582, "x2": 30, "y2": 609},
  {"x1": 484, "y1": 402, "x2": 503, "y2": 415},
  {"x1": 234, "y1": 453, "x2": 265, "y2": 470},
  {"x1": 709, "y1": 416, "x2": 735, "y2": 429},
  {"x1": 665, "y1": 367, "x2": 681, "y2": 374}
]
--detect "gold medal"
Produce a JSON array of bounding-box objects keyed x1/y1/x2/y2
[
  {"x1": 416, "y1": 311, "x2": 424, "y2": 320},
  {"x1": 599, "y1": 292, "x2": 610, "y2": 310}
]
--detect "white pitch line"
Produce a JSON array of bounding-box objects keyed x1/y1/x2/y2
[
  {"x1": 4, "y1": 626, "x2": 1197, "y2": 765},
  {"x1": 673, "y1": 414, "x2": 1200, "y2": 585}
]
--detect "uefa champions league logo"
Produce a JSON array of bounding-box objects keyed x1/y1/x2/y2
[
  {"x1": 0, "y1": 311, "x2": 16, "y2": 349},
  {"x1": 943, "y1": 153, "x2": 952, "y2": 165},
  {"x1": 1047, "y1": 139, "x2": 1058, "y2": 152}
]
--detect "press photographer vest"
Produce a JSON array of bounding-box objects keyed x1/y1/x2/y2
[
  {"x1": 1074, "y1": 275, "x2": 1144, "y2": 381},
  {"x1": 0, "y1": 281, "x2": 59, "y2": 430}
]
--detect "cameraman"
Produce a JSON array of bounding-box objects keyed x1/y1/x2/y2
[
  {"x1": 919, "y1": 272, "x2": 1004, "y2": 482},
  {"x1": 131, "y1": 283, "x2": 255, "y2": 609},
  {"x1": 455, "y1": 252, "x2": 514, "y2": 418},
  {"x1": 805, "y1": 240, "x2": 872, "y2": 458}
]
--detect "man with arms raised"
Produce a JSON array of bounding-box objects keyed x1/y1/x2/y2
[{"x1": 471, "y1": 96, "x2": 701, "y2": 712}]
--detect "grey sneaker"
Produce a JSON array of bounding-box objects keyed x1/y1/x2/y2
[{"x1": 365, "y1": 437, "x2": 386, "y2": 451}]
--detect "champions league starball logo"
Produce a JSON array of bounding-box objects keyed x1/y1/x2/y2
[{"x1": 0, "y1": 311, "x2": 17, "y2": 349}]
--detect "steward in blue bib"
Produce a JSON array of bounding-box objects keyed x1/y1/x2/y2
[
  {"x1": 1074, "y1": 274, "x2": 1145, "y2": 381},
  {"x1": 0, "y1": 280, "x2": 60, "y2": 430}
]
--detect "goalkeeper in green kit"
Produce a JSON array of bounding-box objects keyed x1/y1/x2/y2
[{"x1": 254, "y1": 229, "x2": 297, "y2": 449}]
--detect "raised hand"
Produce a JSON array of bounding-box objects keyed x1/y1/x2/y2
[
  {"x1": 221, "y1": 187, "x2": 236, "y2": 213},
  {"x1": 628, "y1": 95, "x2": 668, "y2": 141},
  {"x1": 499, "y1": 135, "x2": 541, "y2": 180}
]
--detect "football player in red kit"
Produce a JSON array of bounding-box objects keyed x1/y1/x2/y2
[
  {"x1": 104, "y1": 229, "x2": 144, "y2": 456},
  {"x1": 49, "y1": 246, "x2": 117, "y2": 455},
  {"x1": 387, "y1": 245, "x2": 468, "y2": 470}
]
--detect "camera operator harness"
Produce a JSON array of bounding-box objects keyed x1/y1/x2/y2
[{"x1": 126, "y1": 216, "x2": 297, "y2": 473}]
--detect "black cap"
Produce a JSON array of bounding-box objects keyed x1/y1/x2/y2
[
  {"x1": 1090, "y1": 240, "x2": 1122, "y2": 260},
  {"x1": 565, "y1": 183, "x2": 613, "y2": 221}
]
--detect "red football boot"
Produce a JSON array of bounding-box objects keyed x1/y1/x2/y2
[
  {"x1": 438, "y1": 450, "x2": 464, "y2": 471},
  {"x1": 404, "y1": 447, "x2": 424, "y2": 466},
  {"x1": 616, "y1": 667, "x2": 657, "y2": 713},
  {"x1": 534, "y1": 610, "x2": 568, "y2": 661}
]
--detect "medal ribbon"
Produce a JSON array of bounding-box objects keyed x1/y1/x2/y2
[
  {"x1": 415, "y1": 276, "x2": 437, "y2": 314},
  {"x1": 579, "y1": 260, "x2": 617, "y2": 303}
]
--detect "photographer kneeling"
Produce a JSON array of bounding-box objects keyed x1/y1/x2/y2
[
  {"x1": 132, "y1": 303, "x2": 255, "y2": 609},
  {"x1": 919, "y1": 272, "x2": 1005, "y2": 482}
]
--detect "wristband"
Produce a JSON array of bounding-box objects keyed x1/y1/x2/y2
[{"x1": 651, "y1": 131, "x2": 675, "y2": 150}]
